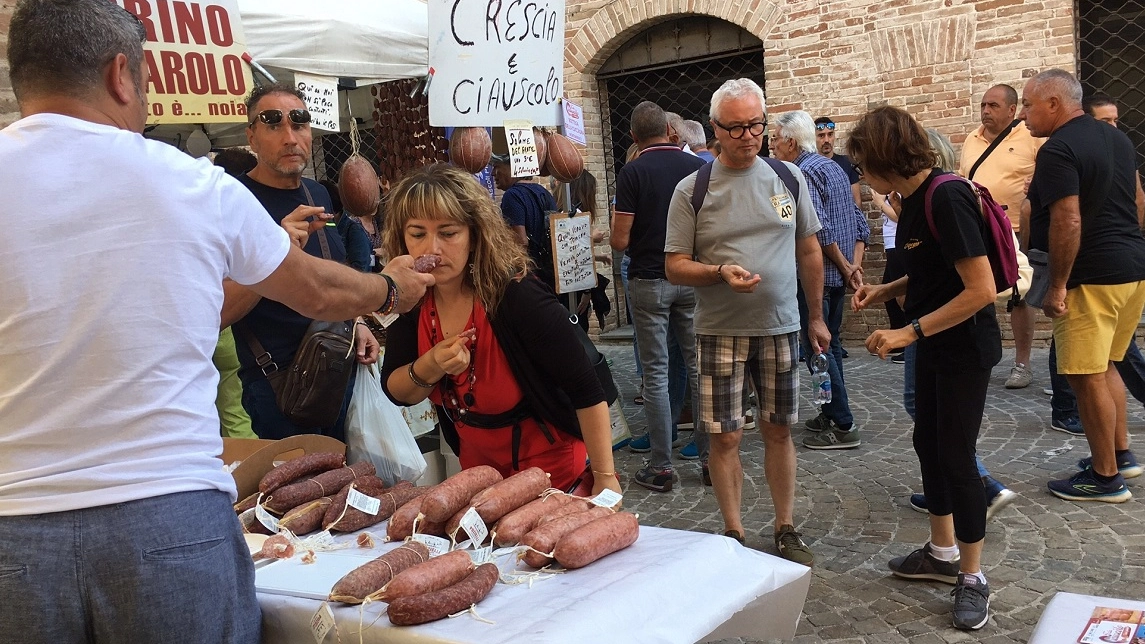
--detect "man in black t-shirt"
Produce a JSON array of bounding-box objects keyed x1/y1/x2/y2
[
  {"x1": 492, "y1": 155, "x2": 559, "y2": 289},
  {"x1": 226, "y1": 84, "x2": 381, "y2": 442},
  {"x1": 611, "y1": 101, "x2": 708, "y2": 492},
  {"x1": 1022, "y1": 69, "x2": 1145, "y2": 502},
  {"x1": 815, "y1": 116, "x2": 862, "y2": 208}
]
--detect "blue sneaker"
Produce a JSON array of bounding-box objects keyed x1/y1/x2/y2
[
  {"x1": 1051, "y1": 416, "x2": 1084, "y2": 436},
  {"x1": 1047, "y1": 468, "x2": 1133, "y2": 503},
  {"x1": 679, "y1": 440, "x2": 699, "y2": 460},
  {"x1": 1077, "y1": 450, "x2": 1143, "y2": 479},
  {"x1": 908, "y1": 493, "x2": 928, "y2": 513},
  {"x1": 628, "y1": 434, "x2": 651, "y2": 453}
]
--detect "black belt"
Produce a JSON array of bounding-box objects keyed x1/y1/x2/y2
[{"x1": 452, "y1": 400, "x2": 555, "y2": 471}]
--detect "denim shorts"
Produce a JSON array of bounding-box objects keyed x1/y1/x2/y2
[{"x1": 0, "y1": 489, "x2": 260, "y2": 643}]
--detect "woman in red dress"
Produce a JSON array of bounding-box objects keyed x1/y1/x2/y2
[{"x1": 379, "y1": 164, "x2": 620, "y2": 496}]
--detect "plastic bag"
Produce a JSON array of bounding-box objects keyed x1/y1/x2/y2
[
  {"x1": 346, "y1": 363, "x2": 427, "y2": 486},
  {"x1": 609, "y1": 399, "x2": 631, "y2": 450}
]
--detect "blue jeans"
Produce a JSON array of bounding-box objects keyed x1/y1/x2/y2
[
  {"x1": 629, "y1": 277, "x2": 706, "y2": 470},
  {"x1": 620, "y1": 254, "x2": 643, "y2": 379},
  {"x1": 798, "y1": 284, "x2": 853, "y2": 428},
  {"x1": 1050, "y1": 334, "x2": 1145, "y2": 419},
  {"x1": 241, "y1": 371, "x2": 354, "y2": 442},
  {"x1": 621, "y1": 262, "x2": 686, "y2": 422},
  {"x1": 0, "y1": 490, "x2": 260, "y2": 643},
  {"x1": 904, "y1": 342, "x2": 990, "y2": 480}
]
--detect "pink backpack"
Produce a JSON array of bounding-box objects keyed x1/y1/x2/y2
[{"x1": 923, "y1": 174, "x2": 1019, "y2": 294}]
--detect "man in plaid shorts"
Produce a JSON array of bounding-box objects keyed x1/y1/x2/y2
[{"x1": 665, "y1": 78, "x2": 829, "y2": 566}]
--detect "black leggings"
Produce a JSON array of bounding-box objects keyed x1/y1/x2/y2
[{"x1": 913, "y1": 343, "x2": 991, "y2": 544}]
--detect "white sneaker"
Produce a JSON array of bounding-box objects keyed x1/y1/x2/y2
[
  {"x1": 1004, "y1": 364, "x2": 1033, "y2": 389},
  {"x1": 1042, "y1": 387, "x2": 1053, "y2": 396},
  {"x1": 985, "y1": 488, "x2": 1018, "y2": 520}
]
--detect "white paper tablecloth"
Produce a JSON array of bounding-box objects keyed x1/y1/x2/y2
[
  {"x1": 1029, "y1": 591, "x2": 1145, "y2": 644},
  {"x1": 257, "y1": 525, "x2": 811, "y2": 644}
]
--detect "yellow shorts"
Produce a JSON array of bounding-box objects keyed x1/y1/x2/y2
[{"x1": 1054, "y1": 281, "x2": 1145, "y2": 374}]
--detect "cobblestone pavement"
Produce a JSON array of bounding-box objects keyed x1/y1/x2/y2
[{"x1": 598, "y1": 339, "x2": 1145, "y2": 643}]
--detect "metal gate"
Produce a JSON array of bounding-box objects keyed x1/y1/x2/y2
[{"x1": 1077, "y1": 0, "x2": 1145, "y2": 167}]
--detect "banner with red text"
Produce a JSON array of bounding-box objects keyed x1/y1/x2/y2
[{"x1": 115, "y1": 0, "x2": 254, "y2": 124}]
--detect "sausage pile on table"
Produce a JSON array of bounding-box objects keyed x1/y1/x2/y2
[{"x1": 237, "y1": 455, "x2": 640, "y2": 626}]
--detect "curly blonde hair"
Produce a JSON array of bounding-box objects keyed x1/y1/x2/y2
[{"x1": 382, "y1": 164, "x2": 529, "y2": 316}]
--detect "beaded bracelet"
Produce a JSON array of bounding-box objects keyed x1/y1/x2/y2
[{"x1": 378, "y1": 273, "x2": 399, "y2": 315}]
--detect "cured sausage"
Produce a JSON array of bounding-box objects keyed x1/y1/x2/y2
[
  {"x1": 532, "y1": 497, "x2": 593, "y2": 527},
  {"x1": 277, "y1": 497, "x2": 333, "y2": 536},
  {"x1": 420, "y1": 466, "x2": 503, "y2": 523},
  {"x1": 520, "y1": 506, "x2": 613, "y2": 568},
  {"x1": 265, "y1": 461, "x2": 375, "y2": 514},
  {"x1": 386, "y1": 491, "x2": 433, "y2": 541},
  {"x1": 321, "y1": 476, "x2": 391, "y2": 532},
  {"x1": 469, "y1": 467, "x2": 550, "y2": 524},
  {"x1": 414, "y1": 254, "x2": 442, "y2": 273},
  {"x1": 233, "y1": 492, "x2": 260, "y2": 515},
  {"x1": 387, "y1": 562, "x2": 499, "y2": 625},
  {"x1": 371, "y1": 550, "x2": 474, "y2": 603},
  {"x1": 328, "y1": 542, "x2": 430, "y2": 604},
  {"x1": 492, "y1": 493, "x2": 579, "y2": 547},
  {"x1": 552, "y1": 512, "x2": 639, "y2": 569},
  {"x1": 258, "y1": 452, "x2": 345, "y2": 495}
]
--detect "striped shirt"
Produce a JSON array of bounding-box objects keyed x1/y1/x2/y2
[{"x1": 794, "y1": 151, "x2": 871, "y2": 287}]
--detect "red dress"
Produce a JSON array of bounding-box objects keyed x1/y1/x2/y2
[{"x1": 418, "y1": 292, "x2": 588, "y2": 490}]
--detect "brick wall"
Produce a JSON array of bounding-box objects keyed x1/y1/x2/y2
[{"x1": 564, "y1": 0, "x2": 1076, "y2": 343}]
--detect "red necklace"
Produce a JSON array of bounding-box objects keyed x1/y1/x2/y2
[{"x1": 427, "y1": 293, "x2": 477, "y2": 417}]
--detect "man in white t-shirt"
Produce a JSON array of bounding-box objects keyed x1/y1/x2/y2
[{"x1": 0, "y1": 2, "x2": 432, "y2": 641}]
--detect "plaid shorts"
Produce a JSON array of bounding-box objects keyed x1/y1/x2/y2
[{"x1": 695, "y1": 332, "x2": 799, "y2": 433}]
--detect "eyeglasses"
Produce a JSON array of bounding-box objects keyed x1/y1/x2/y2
[
  {"x1": 816, "y1": 122, "x2": 836, "y2": 131},
  {"x1": 713, "y1": 119, "x2": 766, "y2": 140},
  {"x1": 250, "y1": 109, "x2": 311, "y2": 127}
]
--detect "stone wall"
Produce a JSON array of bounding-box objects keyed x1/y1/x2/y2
[{"x1": 0, "y1": 2, "x2": 16, "y2": 128}]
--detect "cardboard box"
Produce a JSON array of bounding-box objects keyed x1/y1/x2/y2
[{"x1": 222, "y1": 434, "x2": 346, "y2": 500}]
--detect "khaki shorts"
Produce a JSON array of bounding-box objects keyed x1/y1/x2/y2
[
  {"x1": 1054, "y1": 281, "x2": 1145, "y2": 374},
  {"x1": 695, "y1": 332, "x2": 799, "y2": 433}
]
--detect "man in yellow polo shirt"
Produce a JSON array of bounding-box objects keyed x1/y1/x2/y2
[{"x1": 959, "y1": 84, "x2": 1043, "y2": 390}]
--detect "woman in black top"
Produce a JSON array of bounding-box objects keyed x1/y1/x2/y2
[{"x1": 848, "y1": 106, "x2": 1001, "y2": 631}]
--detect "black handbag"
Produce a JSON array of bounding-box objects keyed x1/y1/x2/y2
[{"x1": 569, "y1": 313, "x2": 618, "y2": 405}]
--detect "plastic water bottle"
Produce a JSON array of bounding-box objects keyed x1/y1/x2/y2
[{"x1": 810, "y1": 353, "x2": 832, "y2": 406}]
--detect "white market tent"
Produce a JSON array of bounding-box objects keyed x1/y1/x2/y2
[
  {"x1": 240, "y1": 0, "x2": 429, "y2": 86},
  {"x1": 149, "y1": 0, "x2": 429, "y2": 149}
]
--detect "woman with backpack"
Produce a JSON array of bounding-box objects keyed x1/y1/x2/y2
[
  {"x1": 848, "y1": 106, "x2": 1001, "y2": 631},
  {"x1": 378, "y1": 164, "x2": 621, "y2": 497}
]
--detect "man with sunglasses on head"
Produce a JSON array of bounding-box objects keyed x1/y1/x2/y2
[
  {"x1": 0, "y1": 2, "x2": 431, "y2": 641},
  {"x1": 225, "y1": 83, "x2": 383, "y2": 443},
  {"x1": 814, "y1": 116, "x2": 862, "y2": 208},
  {"x1": 664, "y1": 78, "x2": 828, "y2": 565}
]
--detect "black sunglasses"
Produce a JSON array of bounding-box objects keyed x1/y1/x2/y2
[
  {"x1": 816, "y1": 122, "x2": 835, "y2": 131},
  {"x1": 713, "y1": 119, "x2": 767, "y2": 140},
  {"x1": 250, "y1": 109, "x2": 311, "y2": 127}
]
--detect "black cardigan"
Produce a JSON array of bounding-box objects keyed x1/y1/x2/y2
[{"x1": 380, "y1": 275, "x2": 605, "y2": 455}]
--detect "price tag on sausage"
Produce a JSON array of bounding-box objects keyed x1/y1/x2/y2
[
  {"x1": 255, "y1": 504, "x2": 281, "y2": 533},
  {"x1": 590, "y1": 489, "x2": 622, "y2": 508},
  {"x1": 459, "y1": 507, "x2": 488, "y2": 547},
  {"x1": 411, "y1": 533, "x2": 451, "y2": 558},
  {"x1": 468, "y1": 545, "x2": 493, "y2": 565},
  {"x1": 310, "y1": 603, "x2": 335, "y2": 643},
  {"x1": 346, "y1": 487, "x2": 381, "y2": 516}
]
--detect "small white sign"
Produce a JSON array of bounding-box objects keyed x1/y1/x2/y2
[
  {"x1": 459, "y1": 507, "x2": 489, "y2": 546},
  {"x1": 295, "y1": 72, "x2": 340, "y2": 132},
  {"x1": 255, "y1": 504, "x2": 280, "y2": 533},
  {"x1": 411, "y1": 533, "x2": 452, "y2": 557},
  {"x1": 347, "y1": 488, "x2": 381, "y2": 516},
  {"x1": 504, "y1": 119, "x2": 539, "y2": 178},
  {"x1": 310, "y1": 603, "x2": 335, "y2": 643},
  {"x1": 590, "y1": 488, "x2": 623, "y2": 508},
  {"x1": 550, "y1": 212, "x2": 597, "y2": 294},
  {"x1": 562, "y1": 100, "x2": 586, "y2": 146}
]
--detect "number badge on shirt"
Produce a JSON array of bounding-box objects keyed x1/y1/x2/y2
[{"x1": 770, "y1": 193, "x2": 795, "y2": 221}]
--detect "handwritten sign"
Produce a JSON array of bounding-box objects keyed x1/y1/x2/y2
[
  {"x1": 562, "y1": 100, "x2": 586, "y2": 146},
  {"x1": 427, "y1": 0, "x2": 564, "y2": 126},
  {"x1": 550, "y1": 213, "x2": 597, "y2": 294},
  {"x1": 504, "y1": 119, "x2": 539, "y2": 177},
  {"x1": 115, "y1": 0, "x2": 254, "y2": 124},
  {"x1": 295, "y1": 73, "x2": 340, "y2": 132}
]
